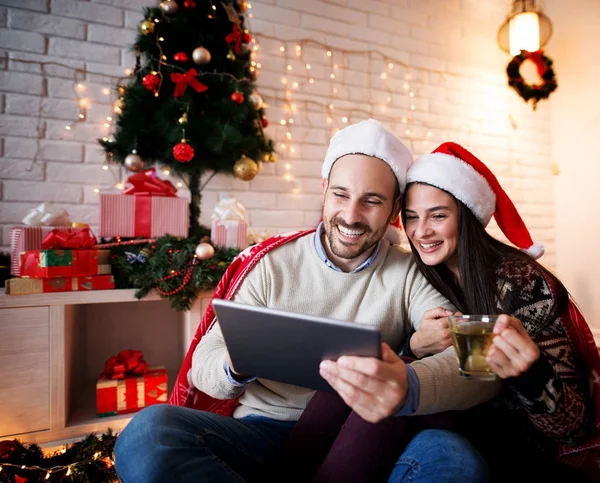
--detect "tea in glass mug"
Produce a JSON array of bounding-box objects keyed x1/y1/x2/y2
[{"x1": 447, "y1": 315, "x2": 498, "y2": 381}]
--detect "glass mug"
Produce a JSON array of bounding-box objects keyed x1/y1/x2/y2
[{"x1": 447, "y1": 314, "x2": 498, "y2": 381}]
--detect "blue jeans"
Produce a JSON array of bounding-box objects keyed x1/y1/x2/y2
[
  {"x1": 115, "y1": 405, "x2": 489, "y2": 483},
  {"x1": 115, "y1": 404, "x2": 295, "y2": 483},
  {"x1": 388, "y1": 429, "x2": 490, "y2": 483}
]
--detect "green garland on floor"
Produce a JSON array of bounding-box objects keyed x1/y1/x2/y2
[
  {"x1": 0, "y1": 431, "x2": 118, "y2": 483},
  {"x1": 109, "y1": 235, "x2": 240, "y2": 312}
]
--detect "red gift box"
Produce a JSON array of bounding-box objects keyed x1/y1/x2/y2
[
  {"x1": 20, "y1": 249, "x2": 111, "y2": 279},
  {"x1": 5, "y1": 274, "x2": 115, "y2": 295},
  {"x1": 99, "y1": 171, "x2": 189, "y2": 238},
  {"x1": 9, "y1": 226, "x2": 76, "y2": 276},
  {"x1": 96, "y1": 366, "x2": 168, "y2": 417}
]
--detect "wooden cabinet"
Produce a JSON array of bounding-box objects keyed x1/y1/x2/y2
[{"x1": 0, "y1": 289, "x2": 212, "y2": 447}]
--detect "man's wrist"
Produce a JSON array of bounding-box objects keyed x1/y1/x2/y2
[{"x1": 409, "y1": 334, "x2": 423, "y2": 359}]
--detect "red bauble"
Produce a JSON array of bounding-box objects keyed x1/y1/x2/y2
[
  {"x1": 0, "y1": 440, "x2": 18, "y2": 459},
  {"x1": 174, "y1": 52, "x2": 189, "y2": 62},
  {"x1": 184, "y1": 0, "x2": 196, "y2": 6},
  {"x1": 231, "y1": 91, "x2": 244, "y2": 104},
  {"x1": 173, "y1": 142, "x2": 195, "y2": 162},
  {"x1": 142, "y1": 73, "x2": 161, "y2": 93},
  {"x1": 261, "y1": 116, "x2": 269, "y2": 128}
]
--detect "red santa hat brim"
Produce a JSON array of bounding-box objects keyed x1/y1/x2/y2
[{"x1": 407, "y1": 142, "x2": 544, "y2": 260}]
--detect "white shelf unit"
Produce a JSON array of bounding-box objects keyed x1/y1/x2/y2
[{"x1": 0, "y1": 288, "x2": 212, "y2": 446}]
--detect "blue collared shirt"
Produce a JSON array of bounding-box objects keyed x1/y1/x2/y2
[{"x1": 224, "y1": 222, "x2": 420, "y2": 416}]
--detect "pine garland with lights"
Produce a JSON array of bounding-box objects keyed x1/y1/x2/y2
[
  {"x1": 109, "y1": 235, "x2": 240, "y2": 312},
  {"x1": 0, "y1": 431, "x2": 117, "y2": 483},
  {"x1": 98, "y1": 0, "x2": 275, "y2": 237}
]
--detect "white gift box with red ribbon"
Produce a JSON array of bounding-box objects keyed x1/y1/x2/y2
[{"x1": 210, "y1": 194, "x2": 248, "y2": 250}]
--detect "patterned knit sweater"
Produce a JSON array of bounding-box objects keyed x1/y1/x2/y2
[{"x1": 467, "y1": 257, "x2": 591, "y2": 463}]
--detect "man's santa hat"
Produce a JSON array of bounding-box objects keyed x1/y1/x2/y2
[
  {"x1": 322, "y1": 118, "x2": 413, "y2": 194},
  {"x1": 407, "y1": 142, "x2": 544, "y2": 259}
]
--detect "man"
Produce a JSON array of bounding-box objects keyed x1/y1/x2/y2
[{"x1": 114, "y1": 119, "x2": 498, "y2": 483}]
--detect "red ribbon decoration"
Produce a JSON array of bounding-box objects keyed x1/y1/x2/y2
[
  {"x1": 527, "y1": 50, "x2": 547, "y2": 77},
  {"x1": 103, "y1": 349, "x2": 149, "y2": 380},
  {"x1": 123, "y1": 169, "x2": 177, "y2": 197},
  {"x1": 41, "y1": 227, "x2": 97, "y2": 249},
  {"x1": 225, "y1": 24, "x2": 252, "y2": 54},
  {"x1": 170, "y1": 68, "x2": 208, "y2": 97}
]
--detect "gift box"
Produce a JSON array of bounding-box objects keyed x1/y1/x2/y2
[
  {"x1": 96, "y1": 365, "x2": 168, "y2": 417},
  {"x1": 210, "y1": 194, "x2": 248, "y2": 250},
  {"x1": 9, "y1": 226, "x2": 75, "y2": 276},
  {"x1": 5, "y1": 274, "x2": 115, "y2": 295},
  {"x1": 99, "y1": 169, "x2": 189, "y2": 238},
  {"x1": 20, "y1": 249, "x2": 111, "y2": 279}
]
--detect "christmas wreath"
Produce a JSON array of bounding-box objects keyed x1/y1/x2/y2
[{"x1": 506, "y1": 49, "x2": 557, "y2": 110}]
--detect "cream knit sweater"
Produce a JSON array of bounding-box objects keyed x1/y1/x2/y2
[{"x1": 191, "y1": 233, "x2": 500, "y2": 420}]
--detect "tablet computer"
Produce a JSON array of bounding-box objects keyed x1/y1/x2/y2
[{"x1": 212, "y1": 299, "x2": 382, "y2": 392}]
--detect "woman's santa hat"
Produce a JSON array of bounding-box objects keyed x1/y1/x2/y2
[{"x1": 407, "y1": 142, "x2": 544, "y2": 259}]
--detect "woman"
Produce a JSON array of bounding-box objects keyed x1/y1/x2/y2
[
  {"x1": 281, "y1": 142, "x2": 600, "y2": 483},
  {"x1": 400, "y1": 141, "x2": 599, "y2": 481}
]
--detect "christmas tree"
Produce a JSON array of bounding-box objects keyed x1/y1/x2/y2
[{"x1": 98, "y1": 0, "x2": 274, "y2": 238}]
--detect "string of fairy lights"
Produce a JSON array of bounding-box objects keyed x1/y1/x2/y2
[
  {"x1": 0, "y1": 450, "x2": 112, "y2": 481},
  {"x1": 10, "y1": 1, "x2": 513, "y2": 199}
]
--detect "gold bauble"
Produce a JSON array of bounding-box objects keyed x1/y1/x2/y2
[
  {"x1": 226, "y1": 51, "x2": 236, "y2": 61},
  {"x1": 161, "y1": 0, "x2": 180, "y2": 16},
  {"x1": 140, "y1": 19, "x2": 155, "y2": 35},
  {"x1": 192, "y1": 47, "x2": 211, "y2": 65},
  {"x1": 262, "y1": 152, "x2": 277, "y2": 163},
  {"x1": 124, "y1": 151, "x2": 145, "y2": 172},
  {"x1": 178, "y1": 112, "x2": 188, "y2": 125},
  {"x1": 116, "y1": 98, "x2": 125, "y2": 110},
  {"x1": 248, "y1": 92, "x2": 263, "y2": 111},
  {"x1": 249, "y1": 66, "x2": 259, "y2": 80},
  {"x1": 238, "y1": 0, "x2": 249, "y2": 13},
  {"x1": 233, "y1": 156, "x2": 259, "y2": 181},
  {"x1": 195, "y1": 242, "x2": 215, "y2": 260}
]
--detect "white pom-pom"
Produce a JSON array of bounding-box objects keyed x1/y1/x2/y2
[{"x1": 522, "y1": 242, "x2": 545, "y2": 260}]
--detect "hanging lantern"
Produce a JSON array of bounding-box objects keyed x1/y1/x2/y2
[{"x1": 497, "y1": 0, "x2": 552, "y2": 55}]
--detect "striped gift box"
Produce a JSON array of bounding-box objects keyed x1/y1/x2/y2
[
  {"x1": 9, "y1": 226, "x2": 74, "y2": 276},
  {"x1": 210, "y1": 219, "x2": 247, "y2": 250},
  {"x1": 99, "y1": 193, "x2": 189, "y2": 238}
]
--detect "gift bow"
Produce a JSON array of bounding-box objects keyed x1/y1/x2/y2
[
  {"x1": 123, "y1": 169, "x2": 177, "y2": 196},
  {"x1": 125, "y1": 251, "x2": 147, "y2": 264},
  {"x1": 41, "y1": 227, "x2": 97, "y2": 249},
  {"x1": 103, "y1": 349, "x2": 149, "y2": 380},
  {"x1": 212, "y1": 196, "x2": 247, "y2": 221},
  {"x1": 170, "y1": 68, "x2": 208, "y2": 97},
  {"x1": 225, "y1": 24, "x2": 252, "y2": 54},
  {"x1": 22, "y1": 203, "x2": 72, "y2": 227}
]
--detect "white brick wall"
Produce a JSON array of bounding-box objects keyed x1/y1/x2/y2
[{"x1": 0, "y1": 0, "x2": 557, "y2": 269}]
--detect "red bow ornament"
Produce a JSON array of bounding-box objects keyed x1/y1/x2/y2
[
  {"x1": 170, "y1": 68, "x2": 208, "y2": 97},
  {"x1": 103, "y1": 349, "x2": 149, "y2": 380},
  {"x1": 225, "y1": 24, "x2": 252, "y2": 54}
]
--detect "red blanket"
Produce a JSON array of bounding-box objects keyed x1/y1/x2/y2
[
  {"x1": 169, "y1": 229, "x2": 314, "y2": 414},
  {"x1": 168, "y1": 230, "x2": 600, "y2": 477}
]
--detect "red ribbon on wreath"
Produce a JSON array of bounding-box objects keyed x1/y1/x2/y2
[
  {"x1": 170, "y1": 68, "x2": 208, "y2": 97},
  {"x1": 102, "y1": 349, "x2": 149, "y2": 380},
  {"x1": 527, "y1": 50, "x2": 547, "y2": 77},
  {"x1": 225, "y1": 24, "x2": 252, "y2": 54}
]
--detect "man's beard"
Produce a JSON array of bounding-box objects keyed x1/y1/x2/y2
[{"x1": 324, "y1": 216, "x2": 377, "y2": 261}]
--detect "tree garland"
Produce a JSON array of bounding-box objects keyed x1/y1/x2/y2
[
  {"x1": 0, "y1": 432, "x2": 117, "y2": 483},
  {"x1": 109, "y1": 234, "x2": 241, "y2": 312},
  {"x1": 506, "y1": 49, "x2": 558, "y2": 110}
]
